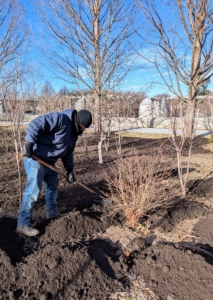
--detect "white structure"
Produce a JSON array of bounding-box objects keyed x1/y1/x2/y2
[
  {"x1": 139, "y1": 97, "x2": 168, "y2": 118},
  {"x1": 0, "y1": 100, "x2": 3, "y2": 114},
  {"x1": 74, "y1": 97, "x2": 93, "y2": 112},
  {"x1": 74, "y1": 98, "x2": 85, "y2": 111}
]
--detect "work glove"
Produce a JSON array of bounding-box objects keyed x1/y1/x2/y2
[
  {"x1": 23, "y1": 142, "x2": 34, "y2": 158},
  {"x1": 66, "y1": 168, "x2": 76, "y2": 183}
]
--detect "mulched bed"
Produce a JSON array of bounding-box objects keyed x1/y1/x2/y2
[{"x1": 0, "y1": 131, "x2": 213, "y2": 300}]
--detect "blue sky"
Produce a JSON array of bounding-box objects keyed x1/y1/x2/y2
[{"x1": 23, "y1": 0, "x2": 212, "y2": 97}]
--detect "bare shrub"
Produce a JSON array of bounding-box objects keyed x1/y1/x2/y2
[
  {"x1": 2, "y1": 69, "x2": 26, "y2": 208},
  {"x1": 0, "y1": 126, "x2": 12, "y2": 152},
  {"x1": 36, "y1": 94, "x2": 74, "y2": 114},
  {"x1": 102, "y1": 148, "x2": 177, "y2": 228}
]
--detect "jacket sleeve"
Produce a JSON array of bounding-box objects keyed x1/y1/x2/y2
[
  {"x1": 25, "y1": 112, "x2": 62, "y2": 143},
  {"x1": 62, "y1": 137, "x2": 77, "y2": 170}
]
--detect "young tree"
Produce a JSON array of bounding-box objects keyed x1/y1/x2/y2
[
  {"x1": 169, "y1": 101, "x2": 199, "y2": 197},
  {"x1": 36, "y1": 0, "x2": 138, "y2": 132},
  {"x1": 138, "y1": 0, "x2": 213, "y2": 138},
  {"x1": 2, "y1": 65, "x2": 27, "y2": 207},
  {"x1": 24, "y1": 66, "x2": 44, "y2": 100}
]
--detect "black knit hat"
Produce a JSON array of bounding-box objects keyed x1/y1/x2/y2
[{"x1": 77, "y1": 109, "x2": 92, "y2": 128}]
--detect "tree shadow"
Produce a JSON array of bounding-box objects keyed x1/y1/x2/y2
[
  {"x1": 54, "y1": 256, "x2": 92, "y2": 299},
  {"x1": 143, "y1": 197, "x2": 211, "y2": 233},
  {"x1": 88, "y1": 241, "x2": 117, "y2": 279},
  {"x1": 149, "y1": 117, "x2": 156, "y2": 128},
  {"x1": 52, "y1": 238, "x2": 127, "y2": 299},
  {"x1": 188, "y1": 177, "x2": 213, "y2": 195},
  {"x1": 179, "y1": 241, "x2": 213, "y2": 266}
]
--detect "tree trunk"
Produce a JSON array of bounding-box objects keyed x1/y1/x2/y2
[
  {"x1": 184, "y1": 33, "x2": 202, "y2": 138},
  {"x1": 184, "y1": 97, "x2": 196, "y2": 138},
  {"x1": 94, "y1": 91, "x2": 101, "y2": 133},
  {"x1": 98, "y1": 132, "x2": 106, "y2": 164},
  {"x1": 93, "y1": 0, "x2": 102, "y2": 133}
]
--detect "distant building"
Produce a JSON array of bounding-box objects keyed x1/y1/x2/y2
[
  {"x1": 0, "y1": 99, "x2": 38, "y2": 115},
  {"x1": 25, "y1": 99, "x2": 38, "y2": 114}
]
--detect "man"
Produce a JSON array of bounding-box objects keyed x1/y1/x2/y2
[{"x1": 16, "y1": 108, "x2": 92, "y2": 237}]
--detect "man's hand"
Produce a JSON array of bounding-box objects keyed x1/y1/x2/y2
[
  {"x1": 66, "y1": 168, "x2": 76, "y2": 183},
  {"x1": 23, "y1": 142, "x2": 34, "y2": 158}
]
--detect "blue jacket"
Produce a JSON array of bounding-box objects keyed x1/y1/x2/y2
[{"x1": 25, "y1": 109, "x2": 78, "y2": 170}]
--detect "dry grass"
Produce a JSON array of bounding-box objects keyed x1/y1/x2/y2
[
  {"x1": 117, "y1": 130, "x2": 210, "y2": 140},
  {"x1": 117, "y1": 131, "x2": 171, "y2": 139},
  {"x1": 109, "y1": 274, "x2": 160, "y2": 300},
  {"x1": 103, "y1": 148, "x2": 177, "y2": 228},
  {"x1": 0, "y1": 124, "x2": 28, "y2": 130}
]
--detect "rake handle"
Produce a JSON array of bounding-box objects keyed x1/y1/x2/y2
[{"x1": 32, "y1": 155, "x2": 97, "y2": 195}]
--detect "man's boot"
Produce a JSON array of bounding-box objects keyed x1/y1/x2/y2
[{"x1": 16, "y1": 225, "x2": 40, "y2": 237}]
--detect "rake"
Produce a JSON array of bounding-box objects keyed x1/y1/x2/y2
[{"x1": 32, "y1": 155, "x2": 112, "y2": 206}]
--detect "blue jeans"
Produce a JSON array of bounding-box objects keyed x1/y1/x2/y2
[{"x1": 18, "y1": 158, "x2": 59, "y2": 226}]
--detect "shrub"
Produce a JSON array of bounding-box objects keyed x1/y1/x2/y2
[
  {"x1": 209, "y1": 133, "x2": 213, "y2": 143},
  {"x1": 102, "y1": 148, "x2": 177, "y2": 228}
]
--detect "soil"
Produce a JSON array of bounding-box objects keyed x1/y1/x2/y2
[{"x1": 1, "y1": 129, "x2": 213, "y2": 300}]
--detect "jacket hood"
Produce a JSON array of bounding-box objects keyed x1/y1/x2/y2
[{"x1": 62, "y1": 108, "x2": 76, "y2": 121}]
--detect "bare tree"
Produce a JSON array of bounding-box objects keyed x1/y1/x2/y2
[
  {"x1": 0, "y1": 0, "x2": 28, "y2": 207},
  {"x1": 59, "y1": 85, "x2": 69, "y2": 95},
  {"x1": 24, "y1": 66, "x2": 44, "y2": 101},
  {"x1": 2, "y1": 65, "x2": 26, "y2": 207},
  {"x1": 138, "y1": 0, "x2": 213, "y2": 138},
  {"x1": 0, "y1": 0, "x2": 27, "y2": 86},
  {"x1": 35, "y1": 0, "x2": 138, "y2": 132},
  {"x1": 41, "y1": 80, "x2": 56, "y2": 96}
]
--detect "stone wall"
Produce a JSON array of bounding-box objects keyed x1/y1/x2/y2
[
  {"x1": 21, "y1": 114, "x2": 213, "y2": 131},
  {"x1": 101, "y1": 116, "x2": 213, "y2": 131}
]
